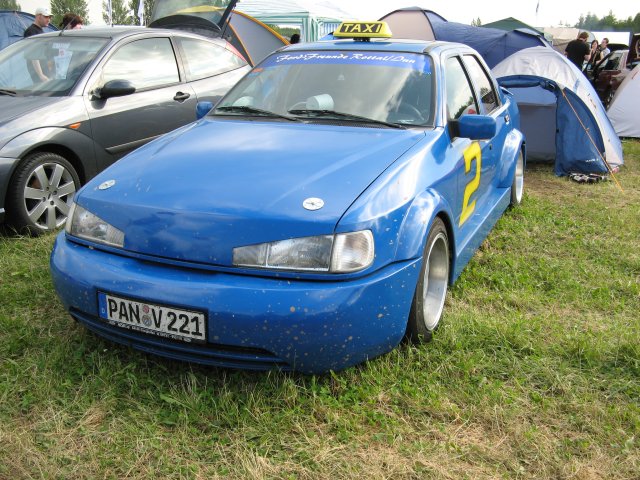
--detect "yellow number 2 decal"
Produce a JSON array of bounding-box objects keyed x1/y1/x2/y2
[{"x1": 459, "y1": 141, "x2": 482, "y2": 227}]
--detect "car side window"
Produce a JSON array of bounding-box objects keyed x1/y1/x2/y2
[
  {"x1": 177, "y1": 38, "x2": 247, "y2": 82},
  {"x1": 463, "y1": 54, "x2": 500, "y2": 114},
  {"x1": 101, "y1": 37, "x2": 179, "y2": 90},
  {"x1": 445, "y1": 56, "x2": 478, "y2": 120},
  {"x1": 602, "y1": 52, "x2": 622, "y2": 71}
]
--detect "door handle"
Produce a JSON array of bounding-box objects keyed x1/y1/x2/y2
[{"x1": 173, "y1": 92, "x2": 191, "y2": 102}]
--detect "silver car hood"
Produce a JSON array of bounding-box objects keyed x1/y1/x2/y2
[{"x1": 0, "y1": 96, "x2": 65, "y2": 125}]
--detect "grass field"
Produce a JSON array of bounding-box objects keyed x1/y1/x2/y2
[{"x1": 1, "y1": 141, "x2": 638, "y2": 479}]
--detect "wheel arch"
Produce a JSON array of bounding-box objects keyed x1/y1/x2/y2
[
  {"x1": 497, "y1": 128, "x2": 526, "y2": 189},
  {"x1": 17, "y1": 144, "x2": 87, "y2": 184},
  {"x1": 0, "y1": 127, "x2": 99, "y2": 188},
  {"x1": 394, "y1": 188, "x2": 457, "y2": 284}
]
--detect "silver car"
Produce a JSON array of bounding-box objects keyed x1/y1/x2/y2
[{"x1": 0, "y1": 26, "x2": 249, "y2": 233}]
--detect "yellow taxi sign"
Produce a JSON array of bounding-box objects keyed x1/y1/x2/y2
[{"x1": 334, "y1": 21, "x2": 392, "y2": 39}]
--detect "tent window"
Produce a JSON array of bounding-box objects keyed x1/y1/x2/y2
[
  {"x1": 445, "y1": 56, "x2": 478, "y2": 120},
  {"x1": 463, "y1": 54, "x2": 499, "y2": 114}
]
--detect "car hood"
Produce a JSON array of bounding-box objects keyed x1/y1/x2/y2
[
  {"x1": 78, "y1": 119, "x2": 427, "y2": 266},
  {"x1": 0, "y1": 96, "x2": 64, "y2": 125}
]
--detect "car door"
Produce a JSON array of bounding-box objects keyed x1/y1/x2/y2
[
  {"x1": 443, "y1": 55, "x2": 496, "y2": 232},
  {"x1": 461, "y1": 53, "x2": 507, "y2": 197},
  {"x1": 85, "y1": 35, "x2": 197, "y2": 168},
  {"x1": 594, "y1": 50, "x2": 625, "y2": 98},
  {"x1": 173, "y1": 36, "x2": 249, "y2": 105}
]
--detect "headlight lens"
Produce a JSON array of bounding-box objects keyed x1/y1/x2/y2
[
  {"x1": 233, "y1": 230, "x2": 374, "y2": 273},
  {"x1": 65, "y1": 203, "x2": 124, "y2": 248}
]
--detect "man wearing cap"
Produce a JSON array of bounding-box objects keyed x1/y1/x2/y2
[
  {"x1": 24, "y1": 7, "x2": 52, "y2": 37},
  {"x1": 24, "y1": 7, "x2": 53, "y2": 83}
]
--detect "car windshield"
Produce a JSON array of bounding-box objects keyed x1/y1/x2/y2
[
  {"x1": 0, "y1": 35, "x2": 109, "y2": 97},
  {"x1": 214, "y1": 50, "x2": 435, "y2": 127}
]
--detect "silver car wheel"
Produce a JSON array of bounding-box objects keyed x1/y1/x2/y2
[
  {"x1": 8, "y1": 152, "x2": 80, "y2": 234},
  {"x1": 420, "y1": 231, "x2": 450, "y2": 331},
  {"x1": 511, "y1": 150, "x2": 524, "y2": 205},
  {"x1": 24, "y1": 162, "x2": 77, "y2": 230},
  {"x1": 407, "y1": 217, "x2": 450, "y2": 342}
]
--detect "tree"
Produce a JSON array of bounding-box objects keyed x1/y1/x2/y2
[
  {"x1": 574, "y1": 10, "x2": 640, "y2": 32},
  {"x1": 103, "y1": 0, "x2": 134, "y2": 25},
  {"x1": 51, "y1": 0, "x2": 89, "y2": 28},
  {"x1": 471, "y1": 17, "x2": 482, "y2": 27},
  {"x1": 0, "y1": 0, "x2": 21, "y2": 10},
  {"x1": 103, "y1": 0, "x2": 155, "y2": 26},
  {"x1": 142, "y1": 0, "x2": 156, "y2": 26}
]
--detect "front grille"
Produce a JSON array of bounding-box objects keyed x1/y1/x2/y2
[{"x1": 70, "y1": 308, "x2": 291, "y2": 371}]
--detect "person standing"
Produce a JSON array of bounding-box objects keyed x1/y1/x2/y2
[
  {"x1": 60, "y1": 13, "x2": 84, "y2": 30},
  {"x1": 565, "y1": 31, "x2": 591, "y2": 71},
  {"x1": 599, "y1": 38, "x2": 610, "y2": 57},
  {"x1": 24, "y1": 7, "x2": 52, "y2": 37},
  {"x1": 24, "y1": 7, "x2": 53, "y2": 83},
  {"x1": 584, "y1": 39, "x2": 601, "y2": 72}
]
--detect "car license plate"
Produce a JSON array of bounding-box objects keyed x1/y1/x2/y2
[{"x1": 98, "y1": 292, "x2": 207, "y2": 344}]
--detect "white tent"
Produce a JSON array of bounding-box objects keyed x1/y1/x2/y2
[
  {"x1": 493, "y1": 46, "x2": 624, "y2": 174},
  {"x1": 237, "y1": 0, "x2": 351, "y2": 42},
  {"x1": 607, "y1": 64, "x2": 640, "y2": 138}
]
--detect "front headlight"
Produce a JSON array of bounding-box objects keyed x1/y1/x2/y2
[
  {"x1": 233, "y1": 230, "x2": 374, "y2": 273},
  {"x1": 65, "y1": 202, "x2": 124, "y2": 248}
]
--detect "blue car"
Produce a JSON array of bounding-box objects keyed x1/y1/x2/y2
[{"x1": 51, "y1": 22, "x2": 525, "y2": 374}]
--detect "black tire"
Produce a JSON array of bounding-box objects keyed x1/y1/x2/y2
[
  {"x1": 510, "y1": 150, "x2": 524, "y2": 206},
  {"x1": 603, "y1": 89, "x2": 614, "y2": 109},
  {"x1": 7, "y1": 152, "x2": 80, "y2": 235},
  {"x1": 406, "y1": 217, "x2": 450, "y2": 343}
]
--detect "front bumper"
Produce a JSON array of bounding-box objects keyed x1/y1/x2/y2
[
  {"x1": 0, "y1": 156, "x2": 20, "y2": 224},
  {"x1": 50, "y1": 233, "x2": 421, "y2": 373}
]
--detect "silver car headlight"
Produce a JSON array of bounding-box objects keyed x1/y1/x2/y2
[
  {"x1": 65, "y1": 202, "x2": 124, "y2": 248},
  {"x1": 233, "y1": 230, "x2": 374, "y2": 273}
]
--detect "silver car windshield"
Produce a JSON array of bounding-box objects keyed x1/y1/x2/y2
[
  {"x1": 215, "y1": 50, "x2": 435, "y2": 127},
  {"x1": 0, "y1": 36, "x2": 109, "y2": 97}
]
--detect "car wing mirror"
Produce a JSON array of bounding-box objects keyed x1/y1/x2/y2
[
  {"x1": 92, "y1": 79, "x2": 136, "y2": 100},
  {"x1": 456, "y1": 114, "x2": 497, "y2": 140},
  {"x1": 196, "y1": 101, "x2": 214, "y2": 119}
]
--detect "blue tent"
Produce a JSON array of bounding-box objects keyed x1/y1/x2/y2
[
  {"x1": 0, "y1": 10, "x2": 58, "y2": 51},
  {"x1": 493, "y1": 47, "x2": 623, "y2": 175},
  {"x1": 379, "y1": 8, "x2": 550, "y2": 68}
]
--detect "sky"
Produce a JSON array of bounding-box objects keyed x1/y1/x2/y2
[
  {"x1": 343, "y1": 1, "x2": 637, "y2": 28},
  {"x1": 18, "y1": 0, "x2": 638, "y2": 29}
]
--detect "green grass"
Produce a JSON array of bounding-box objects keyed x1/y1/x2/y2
[{"x1": 1, "y1": 141, "x2": 639, "y2": 479}]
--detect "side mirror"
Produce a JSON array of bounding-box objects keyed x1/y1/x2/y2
[
  {"x1": 196, "y1": 101, "x2": 214, "y2": 119},
  {"x1": 93, "y1": 80, "x2": 136, "y2": 100},
  {"x1": 457, "y1": 114, "x2": 497, "y2": 140}
]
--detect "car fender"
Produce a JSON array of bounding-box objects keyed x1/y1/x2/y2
[
  {"x1": 0, "y1": 126, "x2": 98, "y2": 182},
  {"x1": 394, "y1": 188, "x2": 456, "y2": 267},
  {"x1": 497, "y1": 128, "x2": 525, "y2": 188}
]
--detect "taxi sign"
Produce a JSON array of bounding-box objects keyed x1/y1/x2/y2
[{"x1": 334, "y1": 21, "x2": 392, "y2": 39}]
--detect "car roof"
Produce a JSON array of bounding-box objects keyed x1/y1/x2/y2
[
  {"x1": 31, "y1": 25, "x2": 206, "y2": 42},
  {"x1": 280, "y1": 38, "x2": 479, "y2": 58}
]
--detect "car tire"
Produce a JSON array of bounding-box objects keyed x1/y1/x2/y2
[
  {"x1": 7, "y1": 152, "x2": 80, "y2": 235},
  {"x1": 603, "y1": 88, "x2": 614, "y2": 109},
  {"x1": 510, "y1": 150, "x2": 524, "y2": 206},
  {"x1": 406, "y1": 217, "x2": 450, "y2": 343}
]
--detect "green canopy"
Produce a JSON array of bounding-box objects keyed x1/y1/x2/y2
[
  {"x1": 237, "y1": 0, "x2": 351, "y2": 42},
  {"x1": 482, "y1": 17, "x2": 550, "y2": 41}
]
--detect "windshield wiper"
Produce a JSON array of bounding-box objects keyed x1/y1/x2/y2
[
  {"x1": 0, "y1": 88, "x2": 17, "y2": 97},
  {"x1": 288, "y1": 109, "x2": 406, "y2": 129},
  {"x1": 215, "y1": 105, "x2": 301, "y2": 122}
]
